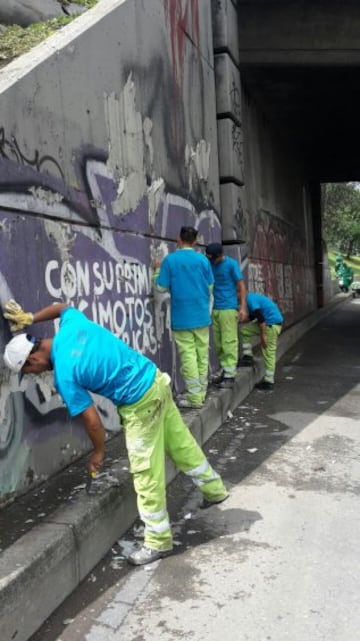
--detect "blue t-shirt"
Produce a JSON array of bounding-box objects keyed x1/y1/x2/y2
[
  {"x1": 156, "y1": 248, "x2": 214, "y2": 330},
  {"x1": 51, "y1": 308, "x2": 157, "y2": 416},
  {"x1": 246, "y1": 293, "x2": 283, "y2": 326},
  {"x1": 211, "y1": 256, "x2": 243, "y2": 310}
]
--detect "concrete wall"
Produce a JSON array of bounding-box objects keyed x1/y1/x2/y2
[
  {"x1": 0, "y1": 0, "x2": 320, "y2": 500},
  {"x1": 241, "y1": 88, "x2": 317, "y2": 321},
  {"x1": 0, "y1": 0, "x2": 225, "y2": 500}
]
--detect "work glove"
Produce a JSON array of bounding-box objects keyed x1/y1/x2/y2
[{"x1": 3, "y1": 299, "x2": 34, "y2": 332}]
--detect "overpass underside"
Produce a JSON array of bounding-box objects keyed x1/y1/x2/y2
[{"x1": 237, "y1": 0, "x2": 360, "y2": 182}]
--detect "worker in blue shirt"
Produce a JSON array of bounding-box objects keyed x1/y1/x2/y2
[
  {"x1": 154, "y1": 226, "x2": 214, "y2": 409},
  {"x1": 205, "y1": 243, "x2": 247, "y2": 387},
  {"x1": 2, "y1": 301, "x2": 228, "y2": 566},
  {"x1": 238, "y1": 292, "x2": 283, "y2": 390}
]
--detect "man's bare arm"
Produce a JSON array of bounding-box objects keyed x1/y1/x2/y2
[
  {"x1": 237, "y1": 280, "x2": 247, "y2": 322},
  {"x1": 80, "y1": 405, "x2": 106, "y2": 475},
  {"x1": 32, "y1": 303, "x2": 69, "y2": 323}
]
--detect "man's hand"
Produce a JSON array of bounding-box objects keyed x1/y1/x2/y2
[
  {"x1": 3, "y1": 299, "x2": 34, "y2": 331},
  {"x1": 89, "y1": 449, "x2": 104, "y2": 476},
  {"x1": 238, "y1": 307, "x2": 247, "y2": 323}
]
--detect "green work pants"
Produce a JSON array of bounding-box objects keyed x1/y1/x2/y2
[
  {"x1": 212, "y1": 309, "x2": 238, "y2": 378},
  {"x1": 118, "y1": 370, "x2": 228, "y2": 551},
  {"x1": 240, "y1": 321, "x2": 282, "y2": 383},
  {"x1": 173, "y1": 326, "x2": 209, "y2": 404}
]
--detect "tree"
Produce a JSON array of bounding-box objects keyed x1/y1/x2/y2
[{"x1": 322, "y1": 182, "x2": 360, "y2": 257}]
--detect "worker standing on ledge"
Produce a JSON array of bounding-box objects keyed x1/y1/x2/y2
[
  {"x1": 205, "y1": 243, "x2": 247, "y2": 388},
  {"x1": 154, "y1": 226, "x2": 214, "y2": 409}
]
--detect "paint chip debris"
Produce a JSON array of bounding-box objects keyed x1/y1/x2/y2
[
  {"x1": 246, "y1": 448, "x2": 258, "y2": 454},
  {"x1": 227, "y1": 411, "x2": 233, "y2": 419},
  {"x1": 117, "y1": 539, "x2": 136, "y2": 556}
]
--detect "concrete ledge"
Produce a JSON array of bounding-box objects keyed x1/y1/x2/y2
[
  {"x1": 0, "y1": 523, "x2": 77, "y2": 641},
  {"x1": 0, "y1": 295, "x2": 348, "y2": 641}
]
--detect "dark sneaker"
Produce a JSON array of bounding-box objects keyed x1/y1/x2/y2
[
  {"x1": 218, "y1": 377, "x2": 235, "y2": 388},
  {"x1": 177, "y1": 398, "x2": 204, "y2": 409},
  {"x1": 127, "y1": 545, "x2": 173, "y2": 566},
  {"x1": 238, "y1": 355, "x2": 254, "y2": 367},
  {"x1": 255, "y1": 380, "x2": 274, "y2": 391},
  {"x1": 210, "y1": 370, "x2": 224, "y2": 385},
  {"x1": 199, "y1": 493, "x2": 229, "y2": 509}
]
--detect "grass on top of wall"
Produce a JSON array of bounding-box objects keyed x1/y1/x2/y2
[{"x1": 0, "y1": 1, "x2": 99, "y2": 69}]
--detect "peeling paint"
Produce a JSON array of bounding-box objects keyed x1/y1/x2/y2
[
  {"x1": 104, "y1": 74, "x2": 147, "y2": 215},
  {"x1": 185, "y1": 140, "x2": 210, "y2": 193},
  {"x1": 148, "y1": 178, "x2": 165, "y2": 230},
  {"x1": 28, "y1": 186, "x2": 64, "y2": 204}
]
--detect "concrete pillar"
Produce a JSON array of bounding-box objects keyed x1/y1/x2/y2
[{"x1": 212, "y1": 0, "x2": 248, "y2": 266}]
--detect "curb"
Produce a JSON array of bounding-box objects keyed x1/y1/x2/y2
[{"x1": 0, "y1": 295, "x2": 348, "y2": 641}]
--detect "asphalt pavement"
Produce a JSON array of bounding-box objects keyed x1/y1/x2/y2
[{"x1": 1, "y1": 293, "x2": 359, "y2": 641}]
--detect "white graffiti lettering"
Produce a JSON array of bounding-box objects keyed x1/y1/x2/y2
[
  {"x1": 45, "y1": 259, "x2": 157, "y2": 355},
  {"x1": 45, "y1": 259, "x2": 151, "y2": 299}
]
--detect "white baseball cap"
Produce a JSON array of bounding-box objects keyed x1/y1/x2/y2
[{"x1": 3, "y1": 334, "x2": 37, "y2": 373}]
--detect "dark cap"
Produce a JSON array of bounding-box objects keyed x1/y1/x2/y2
[{"x1": 206, "y1": 243, "x2": 223, "y2": 258}]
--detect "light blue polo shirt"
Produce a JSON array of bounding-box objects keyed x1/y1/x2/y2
[
  {"x1": 211, "y1": 256, "x2": 244, "y2": 310},
  {"x1": 156, "y1": 248, "x2": 214, "y2": 330},
  {"x1": 246, "y1": 293, "x2": 283, "y2": 325},
  {"x1": 51, "y1": 308, "x2": 156, "y2": 416}
]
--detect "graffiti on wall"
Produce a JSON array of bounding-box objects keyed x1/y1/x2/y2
[
  {"x1": 0, "y1": 126, "x2": 65, "y2": 180},
  {"x1": 0, "y1": 66, "x2": 221, "y2": 496},
  {"x1": 163, "y1": 0, "x2": 200, "y2": 148},
  {"x1": 229, "y1": 77, "x2": 242, "y2": 123},
  {"x1": 249, "y1": 215, "x2": 316, "y2": 321},
  {"x1": 0, "y1": 173, "x2": 221, "y2": 496}
]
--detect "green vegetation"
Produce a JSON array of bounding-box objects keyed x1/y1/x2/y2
[
  {"x1": 64, "y1": 0, "x2": 98, "y2": 7},
  {"x1": 322, "y1": 182, "x2": 360, "y2": 259},
  {"x1": 0, "y1": 1, "x2": 99, "y2": 68},
  {"x1": 0, "y1": 18, "x2": 72, "y2": 66}
]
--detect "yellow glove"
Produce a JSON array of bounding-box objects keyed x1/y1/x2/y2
[{"x1": 3, "y1": 299, "x2": 34, "y2": 332}]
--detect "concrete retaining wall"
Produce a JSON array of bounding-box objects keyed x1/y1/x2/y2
[
  {"x1": 0, "y1": 0, "x2": 322, "y2": 499},
  {"x1": 0, "y1": 0, "x2": 224, "y2": 498}
]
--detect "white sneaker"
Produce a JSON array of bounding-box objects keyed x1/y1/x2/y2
[{"x1": 127, "y1": 545, "x2": 173, "y2": 566}]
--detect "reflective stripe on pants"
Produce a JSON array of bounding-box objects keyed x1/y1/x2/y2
[
  {"x1": 213, "y1": 309, "x2": 238, "y2": 378},
  {"x1": 240, "y1": 322, "x2": 282, "y2": 383},
  {"x1": 173, "y1": 327, "x2": 209, "y2": 403},
  {"x1": 118, "y1": 370, "x2": 227, "y2": 551}
]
